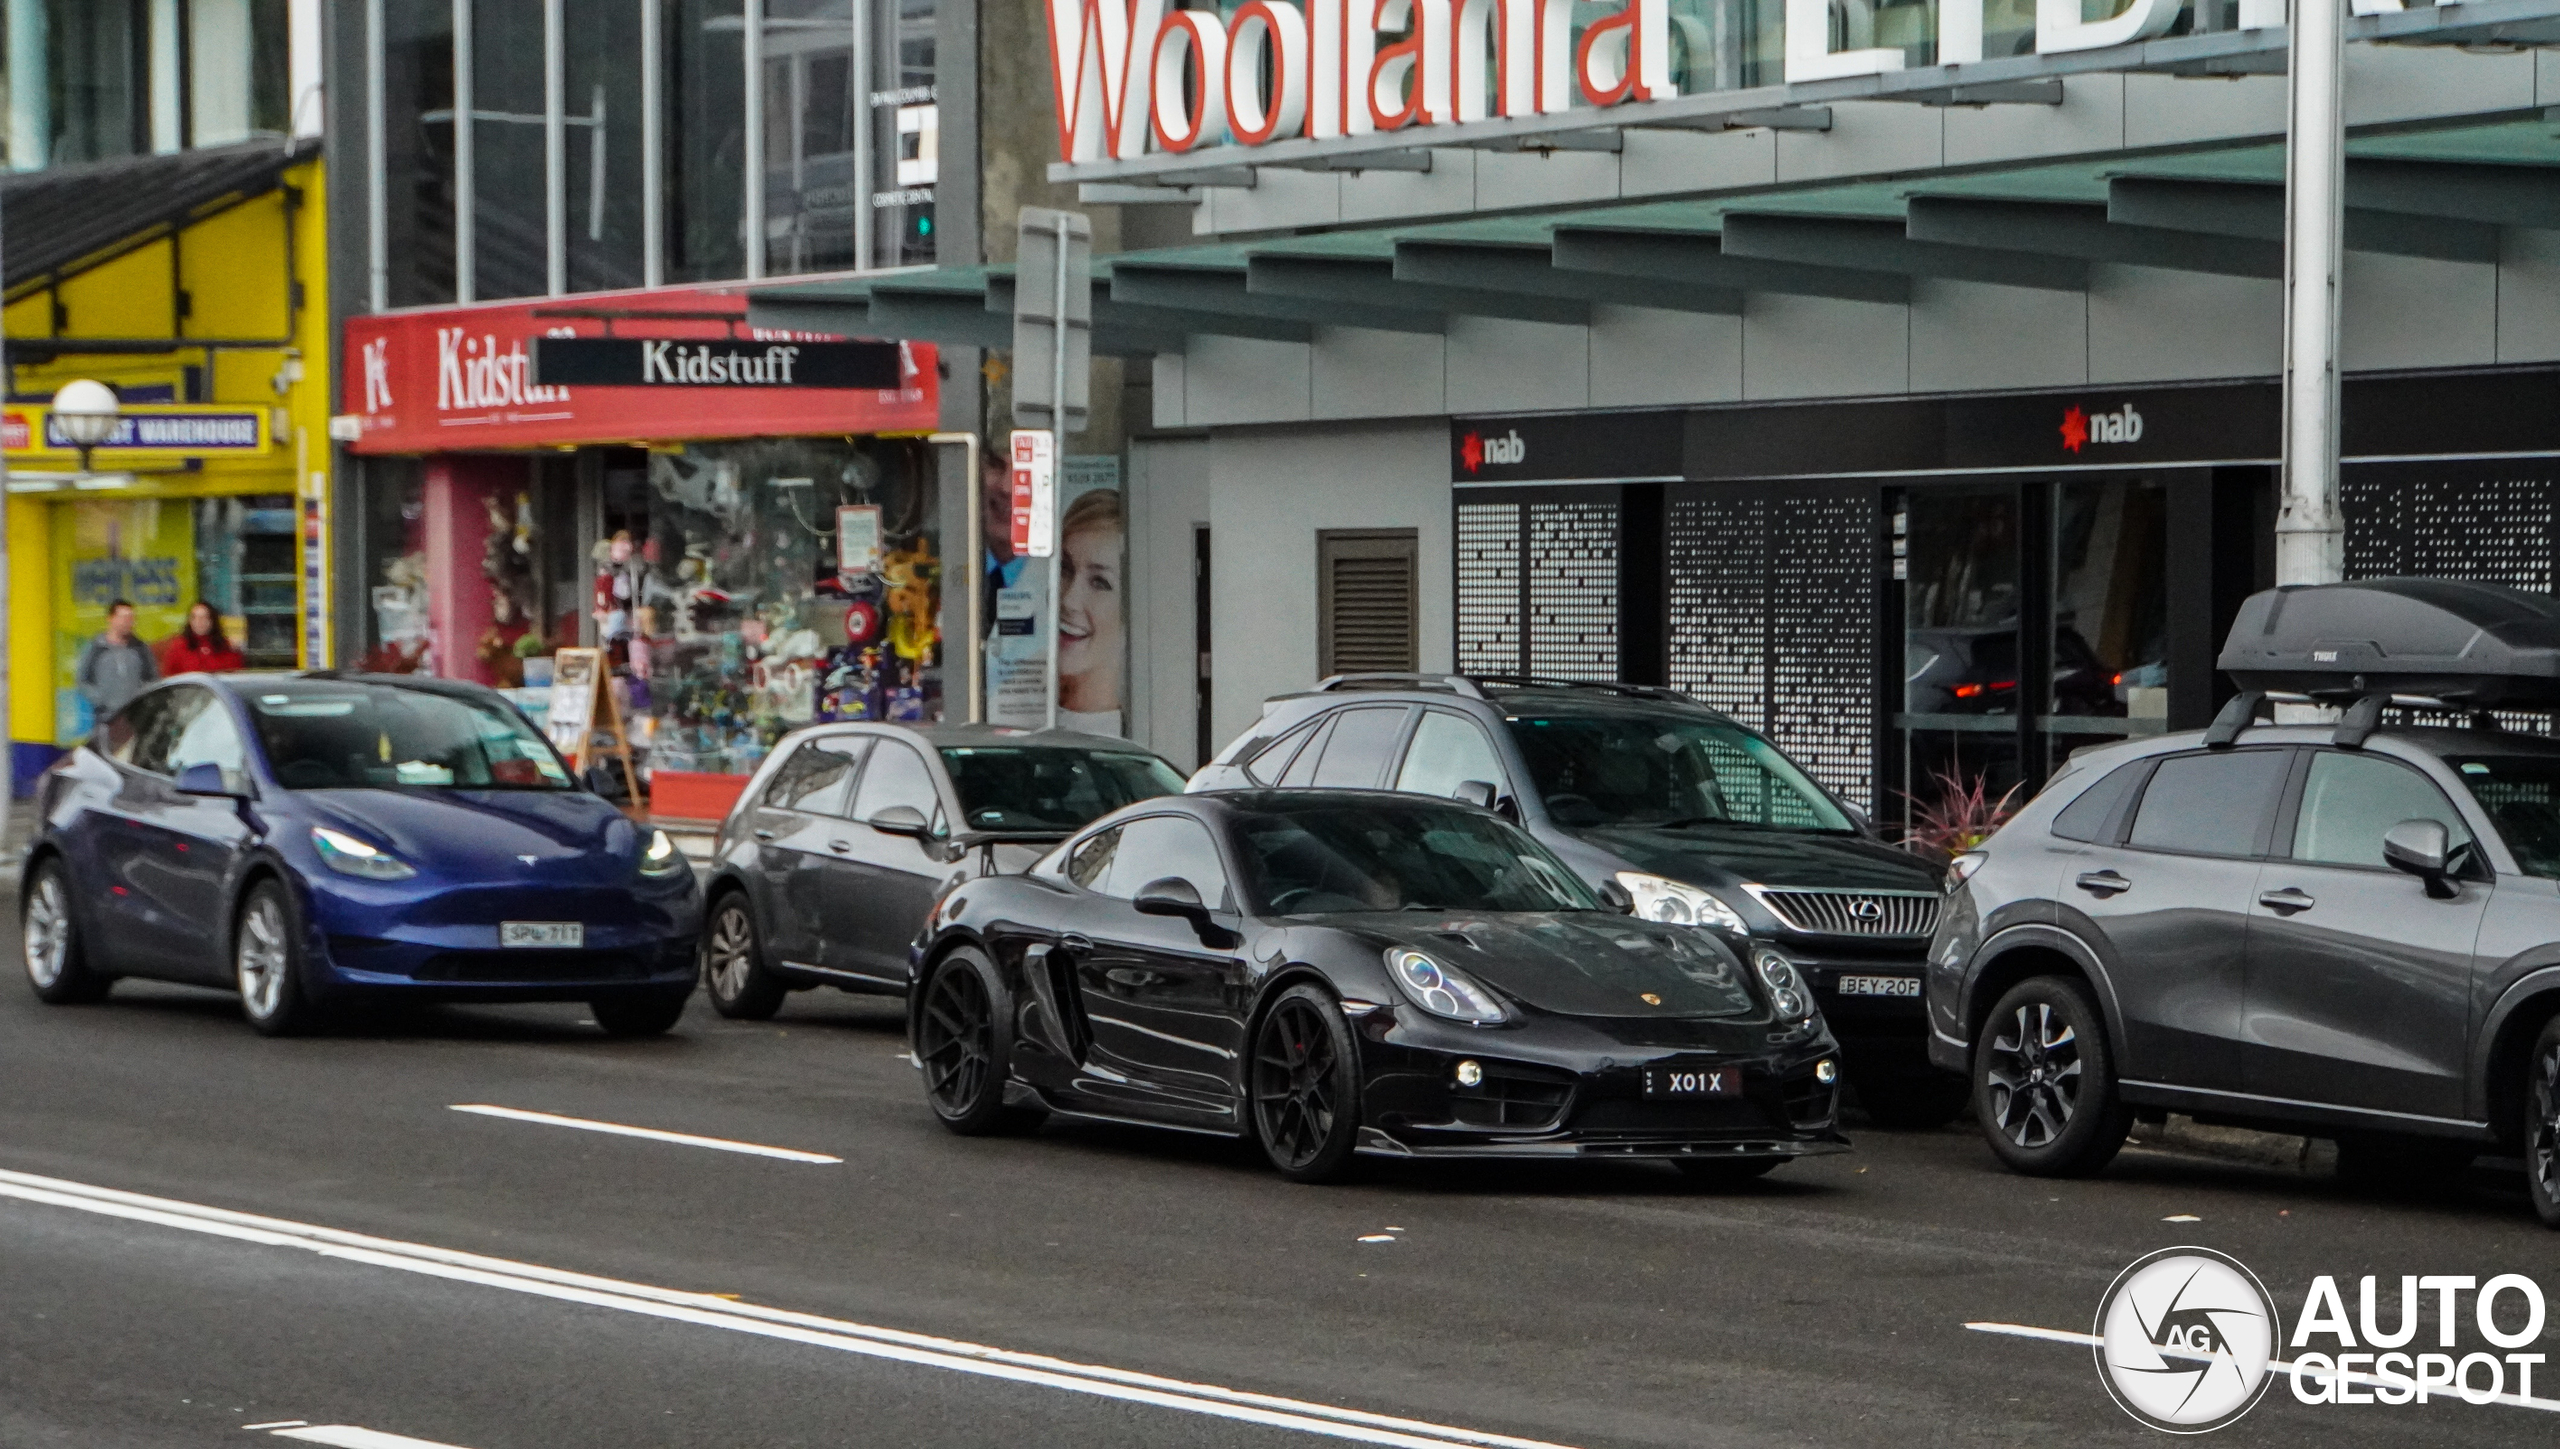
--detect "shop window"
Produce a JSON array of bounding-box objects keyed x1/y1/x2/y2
[
  {"x1": 2050, "y1": 477, "x2": 2168, "y2": 737},
  {"x1": 360, "y1": 459, "x2": 432, "y2": 674},
  {"x1": 1318, "y1": 530, "x2": 1419, "y2": 678},
  {"x1": 193, "y1": 495, "x2": 300, "y2": 669},
  {"x1": 606, "y1": 437, "x2": 940, "y2": 780}
]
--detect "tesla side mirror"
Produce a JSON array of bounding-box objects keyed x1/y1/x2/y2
[
  {"x1": 174, "y1": 762, "x2": 242, "y2": 798},
  {"x1": 2382, "y1": 818, "x2": 2459, "y2": 898},
  {"x1": 1132, "y1": 876, "x2": 1208, "y2": 921},
  {"x1": 1596, "y1": 878, "x2": 1635, "y2": 914},
  {"x1": 1453, "y1": 780, "x2": 1498, "y2": 810},
  {"x1": 868, "y1": 804, "x2": 934, "y2": 839}
]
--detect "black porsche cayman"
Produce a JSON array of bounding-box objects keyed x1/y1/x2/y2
[{"x1": 906, "y1": 790, "x2": 1847, "y2": 1183}]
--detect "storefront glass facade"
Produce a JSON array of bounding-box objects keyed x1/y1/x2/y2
[{"x1": 366, "y1": 0, "x2": 937, "y2": 308}]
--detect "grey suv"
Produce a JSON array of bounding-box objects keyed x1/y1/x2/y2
[
  {"x1": 1191, "y1": 675, "x2": 1960, "y2": 1124},
  {"x1": 1932, "y1": 578, "x2": 2560, "y2": 1227}
]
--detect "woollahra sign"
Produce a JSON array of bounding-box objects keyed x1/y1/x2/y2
[{"x1": 532, "y1": 338, "x2": 905, "y2": 389}]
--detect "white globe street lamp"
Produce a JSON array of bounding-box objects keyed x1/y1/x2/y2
[{"x1": 50, "y1": 379, "x2": 121, "y2": 475}]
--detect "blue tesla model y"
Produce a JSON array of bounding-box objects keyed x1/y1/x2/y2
[{"x1": 19, "y1": 673, "x2": 701, "y2": 1035}]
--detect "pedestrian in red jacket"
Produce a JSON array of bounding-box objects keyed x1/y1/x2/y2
[{"x1": 158, "y1": 600, "x2": 246, "y2": 675}]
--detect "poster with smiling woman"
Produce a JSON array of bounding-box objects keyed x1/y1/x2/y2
[{"x1": 986, "y1": 456, "x2": 1125, "y2": 736}]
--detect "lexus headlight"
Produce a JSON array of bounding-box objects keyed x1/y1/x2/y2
[
  {"x1": 311, "y1": 826, "x2": 415, "y2": 881},
  {"x1": 1384, "y1": 947, "x2": 1509, "y2": 1026},
  {"x1": 1615, "y1": 872, "x2": 1747, "y2": 935},
  {"x1": 1753, "y1": 948, "x2": 1813, "y2": 1022},
  {"x1": 640, "y1": 828, "x2": 685, "y2": 876}
]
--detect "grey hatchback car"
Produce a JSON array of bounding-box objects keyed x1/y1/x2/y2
[
  {"x1": 700, "y1": 723, "x2": 1186, "y2": 1017},
  {"x1": 1933, "y1": 585, "x2": 2560, "y2": 1226}
]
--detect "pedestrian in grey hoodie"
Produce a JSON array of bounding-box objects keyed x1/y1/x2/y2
[{"x1": 76, "y1": 599, "x2": 159, "y2": 720}]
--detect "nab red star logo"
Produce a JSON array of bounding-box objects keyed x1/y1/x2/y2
[
  {"x1": 2060, "y1": 406, "x2": 2089, "y2": 454},
  {"x1": 1459, "y1": 431, "x2": 1484, "y2": 472}
]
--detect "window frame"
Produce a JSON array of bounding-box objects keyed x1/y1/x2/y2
[
  {"x1": 1094, "y1": 811, "x2": 1236, "y2": 911},
  {"x1": 1305, "y1": 704, "x2": 1418, "y2": 790},
  {"x1": 1392, "y1": 707, "x2": 1510, "y2": 801},
  {"x1": 848, "y1": 737, "x2": 949, "y2": 832},
  {"x1": 2113, "y1": 746, "x2": 2294, "y2": 861},
  {"x1": 2271, "y1": 746, "x2": 2488, "y2": 877}
]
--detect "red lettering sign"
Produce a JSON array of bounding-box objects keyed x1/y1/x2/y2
[{"x1": 339, "y1": 285, "x2": 937, "y2": 453}]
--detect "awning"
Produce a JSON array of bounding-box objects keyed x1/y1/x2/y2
[{"x1": 746, "y1": 116, "x2": 2560, "y2": 352}]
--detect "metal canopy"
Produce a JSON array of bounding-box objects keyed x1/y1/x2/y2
[{"x1": 743, "y1": 121, "x2": 2560, "y2": 357}]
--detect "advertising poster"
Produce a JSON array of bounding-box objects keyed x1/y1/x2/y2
[
  {"x1": 53, "y1": 499, "x2": 193, "y2": 744},
  {"x1": 987, "y1": 454, "x2": 1125, "y2": 735}
]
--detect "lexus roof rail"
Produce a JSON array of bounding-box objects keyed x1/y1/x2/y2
[
  {"x1": 1463, "y1": 675, "x2": 1712, "y2": 708},
  {"x1": 1311, "y1": 673, "x2": 1487, "y2": 697}
]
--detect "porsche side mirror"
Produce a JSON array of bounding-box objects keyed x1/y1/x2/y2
[
  {"x1": 1596, "y1": 878, "x2": 1635, "y2": 914},
  {"x1": 869, "y1": 804, "x2": 934, "y2": 839},
  {"x1": 2382, "y1": 818, "x2": 2459, "y2": 898},
  {"x1": 174, "y1": 761, "x2": 245, "y2": 799},
  {"x1": 1133, "y1": 877, "x2": 1208, "y2": 921},
  {"x1": 1453, "y1": 780, "x2": 1497, "y2": 810}
]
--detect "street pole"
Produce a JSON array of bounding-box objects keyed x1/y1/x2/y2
[
  {"x1": 2277, "y1": 0, "x2": 2345, "y2": 587},
  {"x1": 1044, "y1": 210, "x2": 1069, "y2": 733},
  {"x1": 926, "y1": 431, "x2": 983, "y2": 723}
]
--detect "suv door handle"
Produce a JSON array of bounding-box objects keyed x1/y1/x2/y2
[
  {"x1": 752, "y1": 828, "x2": 778, "y2": 841},
  {"x1": 2075, "y1": 870, "x2": 2131, "y2": 897},
  {"x1": 1059, "y1": 933, "x2": 1094, "y2": 954},
  {"x1": 2258, "y1": 887, "x2": 2316, "y2": 914},
  {"x1": 829, "y1": 839, "x2": 853, "y2": 853}
]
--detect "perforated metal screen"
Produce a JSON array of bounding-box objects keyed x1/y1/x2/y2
[
  {"x1": 1667, "y1": 487, "x2": 1879, "y2": 813},
  {"x1": 2343, "y1": 463, "x2": 2558, "y2": 732},
  {"x1": 1455, "y1": 495, "x2": 1618, "y2": 681}
]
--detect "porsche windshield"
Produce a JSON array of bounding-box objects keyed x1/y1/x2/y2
[
  {"x1": 1234, "y1": 801, "x2": 1600, "y2": 915},
  {"x1": 939, "y1": 746, "x2": 1187, "y2": 830},
  {"x1": 247, "y1": 683, "x2": 575, "y2": 790},
  {"x1": 1505, "y1": 714, "x2": 1852, "y2": 833}
]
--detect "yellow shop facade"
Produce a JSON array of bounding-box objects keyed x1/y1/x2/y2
[{"x1": 3, "y1": 141, "x2": 331, "y2": 784}]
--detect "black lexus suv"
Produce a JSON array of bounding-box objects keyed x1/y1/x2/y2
[
  {"x1": 1191, "y1": 675, "x2": 1961, "y2": 1125},
  {"x1": 1932, "y1": 578, "x2": 2560, "y2": 1226}
]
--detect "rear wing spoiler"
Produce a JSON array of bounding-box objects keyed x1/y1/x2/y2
[{"x1": 950, "y1": 826, "x2": 1074, "y2": 873}]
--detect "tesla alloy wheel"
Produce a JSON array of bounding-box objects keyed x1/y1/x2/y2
[
  {"x1": 917, "y1": 948, "x2": 1039, "y2": 1135},
  {"x1": 1251, "y1": 986, "x2": 1362, "y2": 1184},
  {"x1": 1975, "y1": 976, "x2": 2129, "y2": 1178},
  {"x1": 21, "y1": 860, "x2": 109, "y2": 1005},
  {"x1": 235, "y1": 881, "x2": 317, "y2": 1036},
  {"x1": 702, "y1": 893, "x2": 787, "y2": 1020},
  {"x1": 2528, "y1": 1018, "x2": 2560, "y2": 1230}
]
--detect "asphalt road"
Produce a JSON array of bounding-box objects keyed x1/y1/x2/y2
[{"x1": 5, "y1": 954, "x2": 2556, "y2": 1448}]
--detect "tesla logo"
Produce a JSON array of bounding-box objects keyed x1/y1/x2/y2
[
  {"x1": 2062, "y1": 403, "x2": 2143, "y2": 453},
  {"x1": 518, "y1": 854, "x2": 539, "y2": 866},
  {"x1": 1849, "y1": 899, "x2": 1884, "y2": 923},
  {"x1": 1459, "y1": 429, "x2": 1525, "y2": 472}
]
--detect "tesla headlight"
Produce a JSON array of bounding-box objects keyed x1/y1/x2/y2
[
  {"x1": 640, "y1": 828, "x2": 685, "y2": 876},
  {"x1": 1384, "y1": 948, "x2": 1510, "y2": 1026},
  {"x1": 1753, "y1": 948, "x2": 1813, "y2": 1022},
  {"x1": 311, "y1": 826, "x2": 415, "y2": 881},
  {"x1": 1614, "y1": 872, "x2": 1747, "y2": 935}
]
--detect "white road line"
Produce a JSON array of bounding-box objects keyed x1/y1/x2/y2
[
  {"x1": 1, "y1": 1169, "x2": 1577, "y2": 1449},
  {"x1": 447, "y1": 1105, "x2": 842, "y2": 1164},
  {"x1": 240, "y1": 1423, "x2": 308, "y2": 1432},
  {"x1": 1965, "y1": 1320, "x2": 2560, "y2": 1414},
  {"x1": 272, "y1": 1427, "x2": 479, "y2": 1449}
]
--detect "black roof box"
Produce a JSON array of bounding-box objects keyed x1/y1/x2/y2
[{"x1": 2218, "y1": 578, "x2": 2560, "y2": 707}]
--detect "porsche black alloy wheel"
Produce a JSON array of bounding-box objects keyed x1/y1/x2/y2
[
  {"x1": 1975, "y1": 976, "x2": 2129, "y2": 1178},
  {"x1": 2528, "y1": 1018, "x2": 2560, "y2": 1229},
  {"x1": 918, "y1": 949, "x2": 1040, "y2": 1135},
  {"x1": 702, "y1": 893, "x2": 787, "y2": 1020},
  {"x1": 1251, "y1": 985, "x2": 1360, "y2": 1183}
]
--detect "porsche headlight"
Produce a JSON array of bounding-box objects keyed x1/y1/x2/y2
[
  {"x1": 1384, "y1": 947, "x2": 1509, "y2": 1026},
  {"x1": 640, "y1": 828, "x2": 686, "y2": 876},
  {"x1": 1614, "y1": 872, "x2": 1747, "y2": 935},
  {"x1": 1753, "y1": 948, "x2": 1813, "y2": 1022},
  {"x1": 311, "y1": 826, "x2": 415, "y2": 881}
]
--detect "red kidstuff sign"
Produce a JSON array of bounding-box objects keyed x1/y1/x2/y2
[{"x1": 339, "y1": 286, "x2": 938, "y2": 454}]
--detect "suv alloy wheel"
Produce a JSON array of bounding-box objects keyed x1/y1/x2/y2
[{"x1": 1974, "y1": 976, "x2": 2131, "y2": 1177}]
